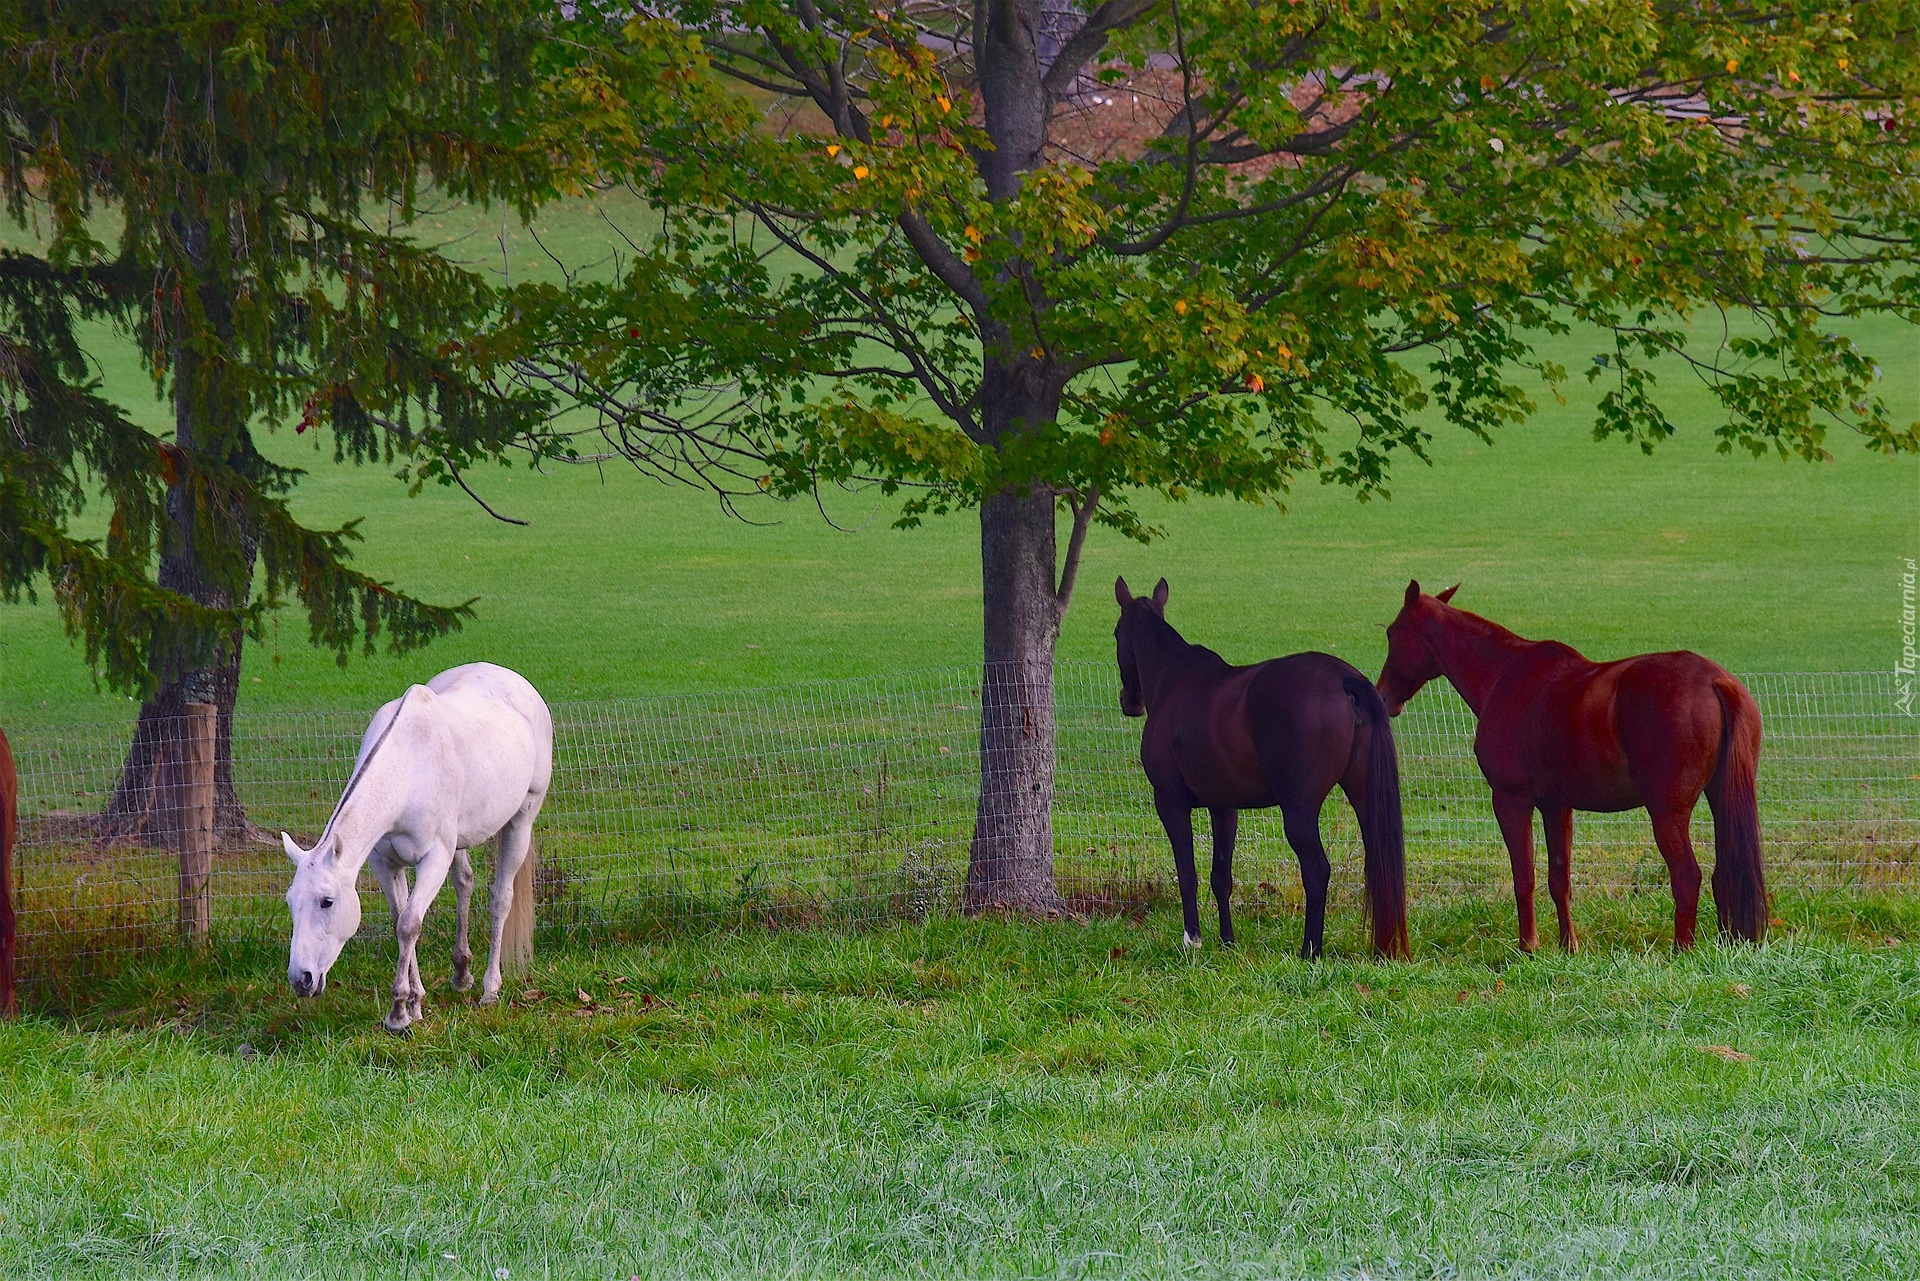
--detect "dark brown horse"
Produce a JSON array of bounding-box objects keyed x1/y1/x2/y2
[
  {"x1": 1114, "y1": 577, "x2": 1409, "y2": 958},
  {"x1": 1376, "y1": 581, "x2": 1766, "y2": 950},
  {"x1": 0, "y1": 726, "x2": 17, "y2": 1015}
]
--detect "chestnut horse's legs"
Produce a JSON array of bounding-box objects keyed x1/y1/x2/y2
[
  {"x1": 1281, "y1": 804, "x2": 1331, "y2": 961},
  {"x1": 1540, "y1": 806, "x2": 1579, "y2": 952},
  {"x1": 1648, "y1": 806, "x2": 1704, "y2": 950},
  {"x1": 1491, "y1": 790, "x2": 1541, "y2": 953},
  {"x1": 1154, "y1": 792, "x2": 1203, "y2": 946},
  {"x1": 1209, "y1": 807, "x2": 1239, "y2": 948}
]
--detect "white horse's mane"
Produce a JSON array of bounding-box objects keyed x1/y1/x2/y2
[{"x1": 316, "y1": 686, "x2": 420, "y2": 847}]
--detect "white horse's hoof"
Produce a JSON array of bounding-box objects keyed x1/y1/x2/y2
[
  {"x1": 1183, "y1": 933, "x2": 1203, "y2": 949},
  {"x1": 477, "y1": 990, "x2": 500, "y2": 1007},
  {"x1": 384, "y1": 1013, "x2": 413, "y2": 1035}
]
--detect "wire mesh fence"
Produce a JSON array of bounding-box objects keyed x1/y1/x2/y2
[{"x1": 7, "y1": 665, "x2": 1917, "y2": 991}]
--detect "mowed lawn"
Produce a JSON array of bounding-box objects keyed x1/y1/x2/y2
[
  {"x1": 2, "y1": 187, "x2": 1916, "y2": 727},
  {"x1": 3, "y1": 896, "x2": 1919, "y2": 1278}
]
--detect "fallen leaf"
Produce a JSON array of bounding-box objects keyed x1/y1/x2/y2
[
  {"x1": 1110, "y1": 946, "x2": 1127, "y2": 960},
  {"x1": 1456, "y1": 990, "x2": 1471, "y2": 1004},
  {"x1": 1728, "y1": 983, "x2": 1752, "y2": 998},
  {"x1": 1353, "y1": 983, "x2": 1370, "y2": 995},
  {"x1": 576, "y1": 989, "x2": 593, "y2": 1005},
  {"x1": 1697, "y1": 1044, "x2": 1753, "y2": 1062},
  {"x1": 519, "y1": 989, "x2": 546, "y2": 1003}
]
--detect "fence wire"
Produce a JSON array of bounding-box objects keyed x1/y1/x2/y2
[{"x1": 8, "y1": 666, "x2": 1917, "y2": 987}]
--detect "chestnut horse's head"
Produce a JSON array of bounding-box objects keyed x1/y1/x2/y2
[
  {"x1": 1113, "y1": 575, "x2": 1169, "y2": 717},
  {"x1": 1377, "y1": 579, "x2": 1458, "y2": 716}
]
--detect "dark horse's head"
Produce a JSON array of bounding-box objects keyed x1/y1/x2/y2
[
  {"x1": 1376, "y1": 579, "x2": 1459, "y2": 716},
  {"x1": 1113, "y1": 576, "x2": 1170, "y2": 717}
]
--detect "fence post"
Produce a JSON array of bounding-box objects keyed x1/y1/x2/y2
[
  {"x1": 501, "y1": 841, "x2": 535, "y2": 974},
  {"x1": 171, "y1": 702, "x2": 215, "y2": 946}
]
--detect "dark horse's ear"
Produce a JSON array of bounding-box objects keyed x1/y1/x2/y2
[
  {"x1": 1436, "y1": 583, "x2": 1460, "y2": 604},
  {"x1": 1404, "y1": 579, "x2": 1421, "y2": 608},
  {"x1": 1150, "y1": 578, "x2": 1169, "y2": 613},
  {"x1": 1114, "y1": 576, "x2": 1132, "y2": 606}
]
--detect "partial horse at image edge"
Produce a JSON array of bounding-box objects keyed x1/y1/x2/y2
[
  {"x1": 1114, "y1": 576, "x2": 1409, "y2": 959},
  {"x1": 0, "y1": 726, "x2": 16, "y2": 1016},
  {"x1": 1377, "y1": 581, "x2": 1766, "y2": 949}
]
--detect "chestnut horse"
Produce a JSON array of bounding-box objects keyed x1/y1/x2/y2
[
  {"x1": 0, "y1": 726, "x2": 17, "y2": 1015},
  {"x1": 1115, "y1": 577, "x2": 1409, "y2": 959},
  {"x1": 1376, "y1": 581, "x2": 1766, "y2": 950}
]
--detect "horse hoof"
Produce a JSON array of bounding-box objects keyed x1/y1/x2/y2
[
  {"x1": 452, "y1": 971, "x2": 474, "y2": 993},
  {"x1": 384, "y1": 1014, "x2": 412, "y2": 1035},
  {"x1": 1182, "y1": 933, "x2": 1202, "y2": 949},
  {"x1": 477, "y1": 990, "x2": 500, "y2": 1006}
]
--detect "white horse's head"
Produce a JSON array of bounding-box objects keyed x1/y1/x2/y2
[{"x1": 284, "y1": 832, "x2": 362, "y2": 996}]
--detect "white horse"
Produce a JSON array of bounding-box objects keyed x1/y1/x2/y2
[{"x1": 283, "y1": 662, "x2": 552, "y2": 1032}]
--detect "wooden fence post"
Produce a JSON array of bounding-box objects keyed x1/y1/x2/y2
[
  {"x1": 500, "y1": 841, "x2": 536, "y2": 974},
  {"x1": 171, "y1": 702, "x2": 215, "y2": 945}
]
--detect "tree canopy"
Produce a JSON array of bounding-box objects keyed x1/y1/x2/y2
[{"x1": 503, "y1": 0, "x2": 1920, "y2": 906}]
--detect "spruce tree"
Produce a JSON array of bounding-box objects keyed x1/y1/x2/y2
[{"x1": 0, "y1": 1, "x2": 567, "y2": 840}]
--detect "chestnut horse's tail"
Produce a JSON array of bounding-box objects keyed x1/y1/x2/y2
[
  {"x1": 1344, "y1": 676, "x2": 1410, "y2": 959},
  {"x1": 1707, "y1": 679, "x2": 1768, "y2": 943}
]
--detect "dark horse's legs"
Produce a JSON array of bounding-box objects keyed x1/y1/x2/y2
[
  {"x1": 1209, "y1": 807, "x2": 1238, "y2": 947},
  {"x1": 1491, "y1": 790, "x2": 1541, "y2": 952},
  {"x1": 1540, "y1": 806, "x2": 1579, "y2": 952},
  {"x1": 1154, "y1": 792, "x2": 1203, "y2": 945},
  {"x1": 1281, "y1": 802, "x2": 1332, "y2": 960},
  {"x1": 1648, "y1": 804, "x2": 1704, "y2": 950}
]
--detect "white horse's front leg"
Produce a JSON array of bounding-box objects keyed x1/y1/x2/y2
[
  {"x1": 387, "y1": 846, "x2": 455, "y2": 1034},
  {"x1": 450, "y1": 847, "x2": 476, "y2": 993},
  {"x1": 368, "y1": 851, "x2": 416, "y2": 1034},
  {"x1": 480, "y1": 813, "x2": 535, "y2": 1005}
]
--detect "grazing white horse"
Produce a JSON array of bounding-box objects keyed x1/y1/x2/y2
[{"x1": 283, "y1": 663, "x2": 552, "y2": 1032}]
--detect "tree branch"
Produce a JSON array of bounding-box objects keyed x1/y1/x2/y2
[{"x1": 1054, "y1": 484, "x2": 1100, "y2": 615}]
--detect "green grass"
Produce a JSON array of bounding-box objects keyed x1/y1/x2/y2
[
  {"x1": 4, "y1": 897, "x2": 1920, "y2": 1278},
  {"x1": 2, "y1": 188, "x2": 1916, "y2": 728}
]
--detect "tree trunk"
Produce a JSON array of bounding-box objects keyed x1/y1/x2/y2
[
  {"x1": 965, "y1": 361, "x2": 1069, "y2": 914},
  {"x1": 98, "y1": 239, "x2": 264, "y2": 849}
]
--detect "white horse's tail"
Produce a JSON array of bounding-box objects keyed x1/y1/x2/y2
[{"x1": 501, "y1": 836, "x2": 536, "y2": 974}]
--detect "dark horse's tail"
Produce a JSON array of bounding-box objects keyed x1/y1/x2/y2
[
  {"x1": 1343, "y1": 676, "x2": 1410, "y2": 959},
  {"x1": 1707, "y1": 679, "x2": 1768, "y2": 943}
]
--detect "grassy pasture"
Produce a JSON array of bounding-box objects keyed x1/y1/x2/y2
[
  {"x1": 3, "y1": 899, "x2": 1920, "y2": 1278},
  {"x1": 2, "y1": 191, "x2": 1918, "y2": 1278}
]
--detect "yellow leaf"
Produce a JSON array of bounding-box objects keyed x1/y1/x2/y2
[
  {"x1": 1726, "y1": 58, "x2": 1738, "y2": 72},
  {"x1": 1837, "y1": 57, "x2": 1848, "y2": 70},
  {"x1": 1275, "y1": 344, "x2": 1292, "y2": 360},
  {"x1": 1174, "y1": 300, "x2": 1188, "y2": 315},
  {"x1": 963, "y1": 246, "x2": 981, "y2": 262},
  {"x1": 964, "y1": 225, "x2": 982, "y2": 243},
  {"x1": 937, "y1": 95, "x2": 952, "y2": 112},
  {"x1": 1245, "y1": 373, "x2": 1265, "y2": 392},
  {"x1": 852, "y1": 165, "x2": 869, "y2": 179},
  {"x1": 826, "y1": 144, "x2": 840, "y2": 157},
  {"x1": 1479, "y1": 74, "x2": 1495, "y2": 91},
  {"x1": 1030, "y1": 346, "x2": 1046, "y2": 359}
]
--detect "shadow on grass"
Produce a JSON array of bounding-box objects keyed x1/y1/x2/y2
[{"x1": 21, "y1": 878, "x2": 1920, "y2": 1035}]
